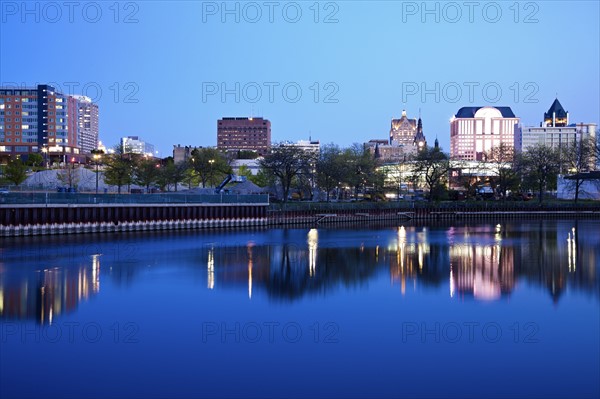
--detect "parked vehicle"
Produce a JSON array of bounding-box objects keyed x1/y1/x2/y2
[{"x1": 475, "y1": 185, "x2": 495, "y2": 200}]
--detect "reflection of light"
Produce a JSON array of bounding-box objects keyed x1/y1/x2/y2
[
  {"x1": 247, "y1": 243, "x2": 254, "y2": 299},
  {"x1": 398, "y1": 226, "x2": 406, "y2": 270},
  {"x1": 567, "y1": 229, "x2": 577, "y2": 272},
  {"x1": 418, "y1": 244, "x2": 423, "y2": 270},
  {"x1": 495, "y1": 224, "x2": 502, "y2": 243},
  {"x1": 92, "y1": 254, "x2": 101, "y2": 293},
  {"x1": 207, "y1": 247, "x2": 215, "y2": 289},
  {"x1": 450, "y1": 265, "x2": 454, "y2": 298},
  {"x1": 308, "y1": 229, "x2": 318, "y2": 277}
]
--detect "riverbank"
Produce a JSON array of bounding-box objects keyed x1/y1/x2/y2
[{"x1": 1, "y1": 200, "x2": 599, "y2": 236}]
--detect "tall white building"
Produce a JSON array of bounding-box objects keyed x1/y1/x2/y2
[
  {"x1": 72, "y1": 95, "x2": 99, "y2": 154},
  {"x1": 450, "y1": 106, "x2": 519, "y2": 161},
  {"x1": 515, "y1": 99, "x2": 597, "y2": 152}
]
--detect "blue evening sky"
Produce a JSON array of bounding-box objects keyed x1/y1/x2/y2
[{"x1": 1, "y1": 1, "x2": 598, "y2": 155}]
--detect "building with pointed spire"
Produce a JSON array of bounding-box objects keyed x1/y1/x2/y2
[
  {"x1": 544, "y1": 98, "x2": 569, "y2": 127},
  {"x1": 515, "y1": 99, "x2": 596, "y2": 154},
  {"x1": 390, "y1": 109, "x2": 427, "y2": 151}
]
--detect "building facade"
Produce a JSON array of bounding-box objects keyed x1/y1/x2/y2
[
  {"x1": 122, "y1": 136, "x2": 155, "y2": 156},
  {"x1": 73, "y1": 95, "x2": 99, "y2": 154},
  {"x1": 279, "y1": 139, "x2": 320, "y2": 155},
  {"x1": 173, "y1": 144, "x2": 203, "y2": 164},
  {"x1": 0, "y1": 85, "x2": 99, "y2": 161},
  {"x1": 389, "y1": 110, "x2": 427, "y2": 151},
  {"x1": 217, "y1": 117, "x2": 271, "y2": 156},
  {"x1": 450, "y1": 106, "x2": 519, "y2": 161},
  {"x1": 515, "y1": 99, "x2": 597, "y2": 153}
]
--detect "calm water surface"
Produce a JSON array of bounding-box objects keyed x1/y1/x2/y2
[{"x1": 1, "y1": 220, "x2": 599, "y2": 398}]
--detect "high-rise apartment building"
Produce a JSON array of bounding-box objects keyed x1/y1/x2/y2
[
  {"x1": 217, "y1": 117, "x2": 271, "y2": 156},
  {"x1": 450, "y1": 106, "x2": 519, "y2": 160},
  {"x1": 73, "y1": 95, "x2": 99, "y2": 154},
  {"x1": 0, "y1": 84, "x2": 99, "y2": 161}
]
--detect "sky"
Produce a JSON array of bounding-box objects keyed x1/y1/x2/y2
[{"x1": 1, "y1": 0, "x2": 599, "y2": 155}]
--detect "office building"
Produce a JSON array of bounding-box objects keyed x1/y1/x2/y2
[
  {"x1": 217, "y1": 117, "x2": 271, "y2": 156},
  {"x1": 122, "y1": 136, "x2": 155, "y2": 156},
  {"x1": 450, "y1": 106, "x2": 519, "y2": 161},
  {"x1": 515, "y1": 99, "x2": 597, "y2": 153}
]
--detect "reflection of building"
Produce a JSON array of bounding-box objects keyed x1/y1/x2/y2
[
  {"x1": 0, "y1": 255, "x2": 101, "y2": 324},
  {"x1": 450, "y1": 106, "x2": 519, "y2": 161},
  {"x1": 449, "y1": 242, "x2": 515, "y2": 300}
]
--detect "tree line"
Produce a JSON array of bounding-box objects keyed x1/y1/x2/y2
[{"x1": 2, "y1": 138, "x2": 598, "y2": 203}]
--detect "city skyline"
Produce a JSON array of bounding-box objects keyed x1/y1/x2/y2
[{"x1": 1, "y1": 2, "x2": 598, "y2": 154}]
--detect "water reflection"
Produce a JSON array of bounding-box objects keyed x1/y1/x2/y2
[
  {"x1": 1, "y1": 221, "x2": 599, "y2": 323},
  {"x1": 0, "y1": 255, "x2": 101, "y2": 324}
]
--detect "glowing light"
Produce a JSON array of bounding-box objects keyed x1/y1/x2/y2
[
  {"x1": 450, "y1": 266, "x2": 455, "y2": 298},
  {"x1": 207, "y1": 247, "x2": 215, "y2": 289},
  {"x1": 247, "y1": 243, "x2": 254, "y2": 299},
  {"x1": 92, "y1": 254, "x2": 101, "y2": 293},
  {"x1": 308, "y1": 229, "x2": 318, "y2": 277}
]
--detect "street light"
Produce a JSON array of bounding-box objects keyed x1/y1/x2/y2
[
  {"x1": 93, "y1": 152, "x2": 102, "y2": 194},
  {"x1": 208, "y1": 159, "x2": 215, "y2": 187},
  {"x1": 41, "y1": 146, "x2": 48, "y2": 168}
]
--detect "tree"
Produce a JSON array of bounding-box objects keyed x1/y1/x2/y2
[
  {"x1": 522, "y1": 144, "x2": 561, "y2": 203},
  {"x1": 3, "y1": 158, "x2": 28, "y2": 187},
  {"x1": 103, "y1": 145, "x2": 134, "y2": 194},
  {"x1": 560, "y1": 137, "x2": 595, "y2": 202},
  {"x1": 134, "y1": 157, "x2": 161, "y2": 191},
  {"x1": 190, "y1": 148, "x2": 230, "y2": 188},
  {"x1": 316, "y1": 144, "x2": 345, "y2": 202},
  {"x1": 236, "y1": 150, "x2": 259, "y2": 160},
  {"x1": 158, "y1": 159, "x2": 188, "y2": 192},
  {"x1": 236, "y1": 165, "x2": 254, "y2": 179},
  {"x1": 26, "y1": 153, "x2": 44, "y2": 169},
  {"x1": 341, "y1": 143, "x2": 378, "y2": 199},
  {"x1": 260, "y1": 145, "x2": 315, "y2": 203},
  {"x1": 484, "y1": 143, "x2": 521, "y2": 199},
  {"x1": 249, "y1": 168, "x2": 271, "y2": 188},
  {"x1": 57, "y1": 162, "x2": 80, "y2": 189},
  {"x1": 411, "y1": 145, "x2": 451, "y2": 202}
]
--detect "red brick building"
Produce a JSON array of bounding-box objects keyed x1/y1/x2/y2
[{"x1": 217, "y1": 117, "x2": 271, "y2": 156}]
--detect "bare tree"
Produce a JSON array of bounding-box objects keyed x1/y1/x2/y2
[
  {"x1": 411, "y1": 145, "x2": 451, "y2": 201},
  {"x1": 484, "y1": 143, "x2": 521, "y2": 199},
  {"x1": 522, "y1": 144, "x2": 561, "y2": 203},
  {"x1": 260, "y1": 144, "x2": 315, "y2": 203},
  {"x1": 560, "y1": 137, "x2": 595, "y2": 202},
  {"x1": 316, "y1": 144, "x2": 344, "y2": 202}
]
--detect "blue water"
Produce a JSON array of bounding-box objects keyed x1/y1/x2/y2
[{"x1": 1, "y1": 220, "x2": 599, "y2": 398}]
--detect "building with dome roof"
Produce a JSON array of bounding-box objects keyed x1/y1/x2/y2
[{"x1": 450, "y1": 106, "x2": 519, "y2": 160}]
